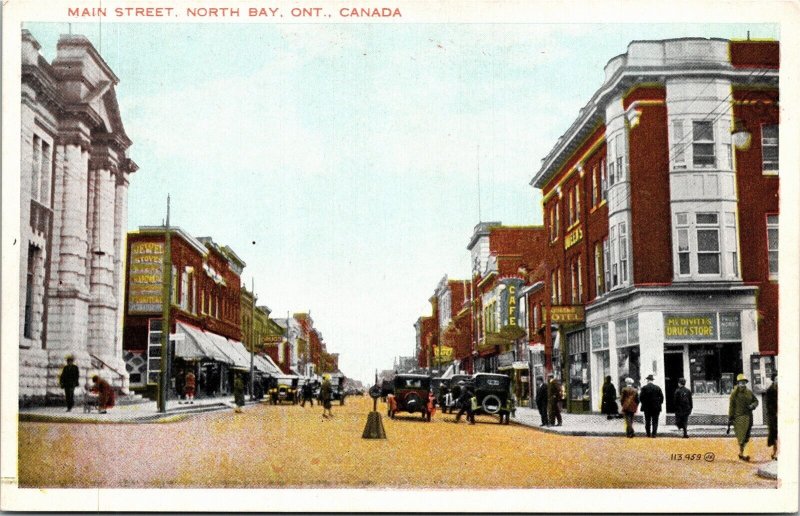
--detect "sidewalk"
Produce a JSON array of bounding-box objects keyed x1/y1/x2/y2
[
  {"x1": 512, "y1": 406, "x2": 768, "y2": 438},
  {"x1": 18, "y1": 395, "x2": 262, "y2": 424}
]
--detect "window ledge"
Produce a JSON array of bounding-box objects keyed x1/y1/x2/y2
[{"x1": 762, "y1": 170, "x2": 779, "y2": 176}]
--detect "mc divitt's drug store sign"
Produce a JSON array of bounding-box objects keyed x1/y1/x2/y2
[{"x1": 663, "y1": 312, "x2": 741, "y2": 341}]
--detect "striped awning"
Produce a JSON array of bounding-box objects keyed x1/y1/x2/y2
[{"x1": 175, "y1": 323, "x2": 233, "y2": 364}]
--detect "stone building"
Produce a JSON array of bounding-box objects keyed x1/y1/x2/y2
[{"x1": 19, "y1": 31, "x2": 137, "y2": 401}]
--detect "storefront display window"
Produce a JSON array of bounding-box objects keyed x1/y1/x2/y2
[
  {"x1": 617, "y1": 345, "x2": 640, "y2": 388},
  {"x1": 688, "y1": 343, "x2": 742, "y2": 395},
  {"x1": 567, "y1": 330, "x2": 589, "y2": 402}
]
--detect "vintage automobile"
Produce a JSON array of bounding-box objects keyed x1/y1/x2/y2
[
  {"x1": 440, "y1": 374, "x2": 472, "y2": 413},
  {"x1": 472, "y1": 372, "x2": 513, "y2": 424},
  {"x1": 387, "y1": 373, "x2": 432, "y2": 421},
  {"x1": 269, "y1": 375, "x2": 299, "y2": 404}
]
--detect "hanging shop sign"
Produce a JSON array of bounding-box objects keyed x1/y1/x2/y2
[
  {"x1": 663, "y1": 313, "x2": 717, "y2": 340},
  {"x1": 128, "y1": 241, "x2": 164, "y2": 313},
  {"x1": 499, "y1": 278, "x2": 525, "y2": 328},
  {"x1": 550, "y1": 305, "x2": 585, "y2": 323}
]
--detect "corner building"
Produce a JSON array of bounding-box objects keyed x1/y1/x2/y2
[{"x1": 531, "y1": 39, "x2": 779, "y2": 422}]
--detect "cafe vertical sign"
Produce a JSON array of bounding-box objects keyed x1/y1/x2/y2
[{"x1": 128, "y1": 241, "x2": 165, "y2": 313}]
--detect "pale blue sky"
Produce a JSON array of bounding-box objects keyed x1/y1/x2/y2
[{"x1": 26, "y1": 22, "x2": 779, "y2": 384}]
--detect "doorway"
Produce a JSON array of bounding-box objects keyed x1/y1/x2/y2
[{"x1": 664, "y1": 352, "x2": 684, "y2": 413}]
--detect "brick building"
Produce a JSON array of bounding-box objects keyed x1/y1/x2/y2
[
  {"x1": 531, "y1": 38, "x2": 779, "y2": 421},
  {"x1": 122, "y1": 227, "x2": 249, "y2": 398},
  {"x1": 19, "y1": 31, "x2": 138, "y2": 401}
]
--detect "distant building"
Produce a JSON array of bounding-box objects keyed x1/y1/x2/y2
[{"x1": 19, "y1": 31, "x2": 138, "y2": 401}]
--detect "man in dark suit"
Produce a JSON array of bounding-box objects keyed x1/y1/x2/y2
[
  {"x1": 639, "y1": 374, "x2": 664, "y2": 437},
  {"x1": 535, "y1": 377, "x2": 549, "y2": 426},
  {"x1": 59, "y1": 355, "x2": 80, "y2": 412},
  {"x1": 673, "y1": 377, "x2": 693, "y2": 438}
]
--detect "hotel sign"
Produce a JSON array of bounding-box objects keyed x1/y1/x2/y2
[
  {"x1": 564, "y1": 226, "x2": 583, "y2": 250},
  {"x1": 550, "y1": 305, "x2": 585, "y2": 323},
  {"x1": 664, "y1": 313, "x2": 717, "y2": 340},
  {"x1": 128, "y1": 241, "x2": 164, "y2": 313}
]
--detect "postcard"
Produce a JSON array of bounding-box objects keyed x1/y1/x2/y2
[{"x1": 2, "y1": 0, "x2": 798, "y2": 512}]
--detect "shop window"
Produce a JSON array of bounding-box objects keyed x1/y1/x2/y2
[
  {"x1": 696, "y1": 213, "x2": 720, "y2": 274},
  {"x1": 590, "y1": 324, "x2": 608, "y2": 350},
  {"x1": 617, "y1": 345, "x2": 641, "y2": 389},
  {"x1": 761, "y1": 124, "x2": 779, "y2": 173},
  {"x1": 692, "y1": 120, "x2": 715, "y2": 167},
  {"x1": 689, "y1": 343, "x2": 742, "y2": 395},
  {"x1": 767, "y1": 215, "x2": 778, "y2": 278}
]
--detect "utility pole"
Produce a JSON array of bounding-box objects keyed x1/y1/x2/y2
[
  {"x1": 249, "y1": 277, "x2": 255, "y2": 399},
  {"x1": 158, "y1": 194, "x2": 172, "y2": 413}
]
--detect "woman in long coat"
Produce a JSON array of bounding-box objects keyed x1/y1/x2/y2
[
  {"x1": 233, "y1": 374, "x2": 245, "y2": 413},
  {"x1": 728, "y1": 374, "x2": 759, "y2": 461},
  {"x1": 600, "y1": 376, "x2": 618, "y2": 419}
]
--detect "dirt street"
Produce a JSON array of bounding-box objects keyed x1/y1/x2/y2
[{"x1": 18, "y1": 396, "x2": 776, "y2": 488}]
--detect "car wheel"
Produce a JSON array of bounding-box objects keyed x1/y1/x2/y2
[{"x1": 481, "y1": 394, "x2": 502, "y2": 415}]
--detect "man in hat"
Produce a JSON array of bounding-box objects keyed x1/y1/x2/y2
[
  {"x1": 547, "y1": 374, "x2": 563, "y2": 426},
  {"x1": 59, "y1": 355, "x2": 80, "y2": 412},
  {"x1": 728, "y1": 373, "x2": 759, "y2": 461},
  {"x1": 620, "y1": 377, "x2": 639, "y2": 438},
  {"x1": 673, "y1": 378, "x2": 693, "y2": 438},
  {"x1": 639, "y1": 374, "x2": 664, "y2": 438},
  {"x1": 535, "y1": 377, "x2": 549, "y2": 426}
]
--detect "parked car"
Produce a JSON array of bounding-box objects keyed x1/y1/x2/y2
[
  {"x1": 269, "y1": 376, "x2": 299, "y2": 404},
  {"x1": 379, "y1": 379, "x2": 394, "y2": 402},
  {"x1": 472, "y1": 373, "x2": 513, "y2": 424},
  {"x1": 387, "y1": 373, "x2": 432, "y2": 421},
  {"x1": 441, "y1": 374, "x2": 472, "y2": 413}
]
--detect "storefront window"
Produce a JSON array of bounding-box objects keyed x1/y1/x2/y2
[
  {"x1": 689, "y1": 343, "x2": 742, "y2": 395},
  {"x1": 617, "y1": 345, "x2": 640, "y2": 388},
  {"x1": 569, "y1": 353, "x2": 590, "y2": 401}
]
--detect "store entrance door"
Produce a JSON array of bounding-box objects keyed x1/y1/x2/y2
[{"x1": 664, "y1": 352, "x2": 684, "y2": 414}]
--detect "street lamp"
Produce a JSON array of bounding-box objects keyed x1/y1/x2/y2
[{"x1": 732, "y1": 119, "x2": 752, "y2": 150}]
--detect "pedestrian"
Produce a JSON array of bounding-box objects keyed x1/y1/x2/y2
[
  {"x1": 673, "y1": 377, "x2": 693, "y2": 438},
  {"x1": 535, "y1": 377, "x2": 549, "y2": 426},
  {"x1": 184, "y1": 369, "x2": 196, "y2": 404},
  {"x1": 547, "y1": 374, "x2": 563, "y2": 426},
  {"x1": 91, "y1": 375, "x2": 115, "y2": 414},
  {"x1": 175, "y1": 369, "x2": 185, "y2": 404},
  {"x1": 728, "y1": 373, "x2": 759, "y2": 461},
  {"x1": 427, "y1": 390, "x2": 436, "y2": 420},
  {"x1": 499, "y1": 394, "x2": 514, "y2": 425},
  {"x1": 59, "y1": 355, "x2": 80, "y2": 412},
  {"x1": 233, "y1": 374, "x2": 245, "y2": 413},
  {"x1": 454, "y1": 382, "x2": 474, "y2": 424},
  {"x1": 620, "y1": 377, "x2": 639, "y2": 438},
  {"x1": 321, "y1": 374, "x2": 334, "y2": 418},
  {"x1": 600, "y1": 375, "x2": 619, "y2": 420},
  {"x1": 300, "y1": 381, "x2": 314, "y2": 407},
  {"x1": 765, "y1": 373, "x2": 778, "y2": 460},
  {"x1": 639, "y1": 374, "x2": 664, "y2": 438}
]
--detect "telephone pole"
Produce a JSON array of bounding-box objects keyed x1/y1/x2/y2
[{"x1": 158, "y1": 195, "x2": 172, "y2": 413}]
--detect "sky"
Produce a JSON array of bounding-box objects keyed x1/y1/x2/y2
[{"x1": 26, "y1": 21, "x2": 779, "y2": 385}]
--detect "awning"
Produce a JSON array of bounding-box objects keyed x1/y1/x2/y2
[
  {"x1": 290, "y1": 368, "x2": 302, "y2": 377},
  {"x1": 229, "y1": 340, "x2": 255, "y2": 370},
  {"x1": 175, "y1": 323, "x2": 233, "y2": 364},
  {"x1": 440, "y1": 364, "x2": 455, "y2": 379},
  {"x1": 205, "y1": 332, "x2": 251, "y2": 370},
  {"x1": 254, "y1": 355, "x2": 281, "y2": 375},
  {"x1": 261, "y1": 354, "x2": 284, "y2": 375}
]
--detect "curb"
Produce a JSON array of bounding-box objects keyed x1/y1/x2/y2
[
  {"x1": 757, "y1": 462, "x2": 778, "y2": 480},
  {"x1": 18, "y1": 400, "x2": 263, "y2": 424},
  {"x1": 510, "y1": 419, "x2": 768, "y2": 438}
]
